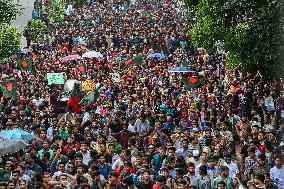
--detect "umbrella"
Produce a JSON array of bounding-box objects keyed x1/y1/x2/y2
[
  {"x1": 57, "y1": 113, "x2": 73, "y2": 121},
  {"x1": 82, "y1": 51, "x2": 103, "y2": 58},
  {"x1": 64, "y1": 79, "x2": 80, "y2": 91},
  {"x1": 0, "y1": 129, "x2": 35, "y2": 141},
  {"x1": 168, "y1": 66, "x2": 195, "y2": 73},
  {"x1": 18, "y1": 49, "x2": 31, "y2": 54},
  {"x1": 60, "y1": 54, "x2": 82, "y2": 62},
  {"x1": 0, "y1": 138, "x2": 27, "y2": 156},
  {"x1": 147, "y1": 53, "x2": 166, "y2": 59},
  {"x1": 72, "y1": 45, "x2": 89, "y2": 55}
]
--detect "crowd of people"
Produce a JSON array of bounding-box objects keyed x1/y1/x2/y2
[{"x1": 0, "y1": 0, "x2": 283, "y2": 189}]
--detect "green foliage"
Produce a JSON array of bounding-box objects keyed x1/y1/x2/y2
[
  {"x1": 0, "y1": 26, "x2": 21, "y2": 58},
  {"x1": 0, "y1": 0, "x2": 21, "y2": 24},
  {"x1": 44, "y1": 0, "x2": 66, "y2": 24},
  {"x1": 188, "y1": 0, "x2": 283, "y2": 78},
  {"x1": 29, "y1": 19, "x2": 47, "y2": 42}
]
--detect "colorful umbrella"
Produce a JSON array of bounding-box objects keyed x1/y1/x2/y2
[
  {"x1": 18, "y1": 49, "x2": 31, "y2": 54},
  {"x1": 64, "y1": 79, "x2": 80, "y2": 91},
  {"x1": 147, "y1": 53, "x2": 166, "y2": 59},
  {"x1": 168, "y1": 66, "x2": 195, "y2": 73},
  {"x1": 0, "y1": 129, "x2": 35, "y2": 141},
  {"x1": 61, "y1": 54, "x2": 82, "y2": 62},
  {"x1": 82, "y1": 51, "x2": 103, "y2": 58}
]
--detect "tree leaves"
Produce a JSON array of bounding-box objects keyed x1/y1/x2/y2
[
  {"x1": 187, "y1": 0, "x2": 283, "y2": 78},
  {"x1": 0, "y1": 0, "x2": 21, "y2": 25},
  {"x1": 43, "y1": 0, "x2": 66, "y2": 24},
  {"x1": 29, "y1": 19, "x2": 47, "y2": 42},
  {"x1": 0, "y1": 27, "x2": 21, "y2": 58}
]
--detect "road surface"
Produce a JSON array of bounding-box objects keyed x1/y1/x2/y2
[{"x1": 11, "y1": 0, "x2": 35, "y2": 48}]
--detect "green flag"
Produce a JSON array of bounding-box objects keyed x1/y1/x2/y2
[
  {"x1": 123, "y1": 7, "x2": 135, "y2": 13},
  {"x1": 81, "y1": 86, "x2": 100, "y2": 104},
  {"x1": 17, "y1": 58, "x2": 33, "y2": 71},
  {"x1": 141, "y1": 10, "x2": 152, "y2": 19},
  {"x1": 182, "y1": 75, "x2": 206, "y2": 91},
  {"x1": 120, "y1": 55, "x2": 143, "y2": 69},
  {"x1": 3, "y1": 79, "x2": 17, "y2": 100},
  {"x1": 78, "y1": 63, "x2": 87, "y2": 75}
]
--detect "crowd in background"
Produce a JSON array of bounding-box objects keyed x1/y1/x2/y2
[{"x1": 0, "y1": 0, "x2": 283, "y2": 189}]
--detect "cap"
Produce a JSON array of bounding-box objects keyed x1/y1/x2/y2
[
  {"x1": 5, "y1": 161, "x2": 13, "y2": 165},
  {"x1": 124, "y1": 161, "x2": 132, "y2": 167},
  {"x1": 265, "y1": 128, "x2": 276, "y2": 133},
  {"x1": 247, "y1": 180, "x2": 255, "y2": 186}
]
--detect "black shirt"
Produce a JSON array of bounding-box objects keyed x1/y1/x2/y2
[{"x1": 137, "y1": 181, "x2": 155, "y2": 189}]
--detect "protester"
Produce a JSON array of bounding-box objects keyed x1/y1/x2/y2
[{"x1": 0, "y1": 0, "x2": 283, "y2": 189}]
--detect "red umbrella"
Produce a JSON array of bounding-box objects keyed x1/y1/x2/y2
[{"x1": 60, "y1": 54, "x2": 82, "y2": 62}]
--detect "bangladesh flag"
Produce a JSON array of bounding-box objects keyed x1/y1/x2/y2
[
  {"x1": 3, "y1": 79, "x2": 17, "y2": 100},
  {"x1": 67, "y1": 83, "x2": 82, "y2": 113},
  {"x1": 123, "y1": 7, "x2": 135, "y2": 13},
  {"x1": 182, "y1": 75, "x2": 206, "y2": 91},
  {"x1": 17, "y1": 58, "x2": 32, "y2": 71},
  {"x1": 120, "y1": 55, "x2": 143, "y2": 69},
  {"x1": 141, "y1": 10, "x2": 152, "y2": 19},
  {"x1": 78, "y1": 63, "x2": 86, "y2": 75}
]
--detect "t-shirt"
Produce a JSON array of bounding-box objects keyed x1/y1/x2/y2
[
  {"x1": 137, "y1": 181, "x2": 155, "y2": 189},
  {"x1": 270, "y1": 166, "x2": 284, "y2": 189}
]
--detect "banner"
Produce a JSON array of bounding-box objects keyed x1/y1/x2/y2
[
  {"x1": 17, "y1": 58, "x2": 33, "y2": 71},
  {"x1": 81, "y1": 80, "x2": 95, "y2": 91},
  {"x1": 47, "y1": 73, "x2": 64, "y2": 85}
]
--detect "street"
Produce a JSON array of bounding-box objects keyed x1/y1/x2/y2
[{"x1": 11, "y1": 0, "x2": 35, "y2": 48}]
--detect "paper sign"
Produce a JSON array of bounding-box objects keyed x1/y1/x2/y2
[
  {"x1": 47, "y1": 73, "x2": 64, "y2": 85},
  {"x1": 111, "y1": 73, "x2": 120, "y2": 83},
  {"x1": 81, "y1": 80, "x2": 95, "y2": 91}
]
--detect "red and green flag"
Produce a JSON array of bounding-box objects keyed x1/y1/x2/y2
[
  {"x1": 141, "y1": 10, "x2": 152, "y2": 19},
  {"x1": 120, "y1": 55, "x2": 143, "y2": 69},
  {"x1": 3, "y1": 79, "x2": 17, "y2": 100},
  {"x1": 67, "y1": 83, "x2": 82, "y2": 113},
  {"x1": 17, "y1": 58, "x2": 33, "y2": 71},
  {"x1": 123, "y1": 7, "x2": 135, "y2": 14},
  {"x1": 182, "y1": 75, "x2": 206, "y2": 91},
  {"x1": 78, "y1": 63, "x2": 86, "y2": 75}
]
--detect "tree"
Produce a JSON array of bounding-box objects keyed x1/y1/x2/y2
[
  {"x1": 0, "y1": 27, "x2": 21, "y2": 58},
  {"x1": 0, "y1": 0, "x2": 22, "y2": 59},
  {"x1": 188, "y1": 0, "x2": 283, "y2": 78},
  {"x1": 43, "y1": 0, "x2": 66, "y2": 24},
  {"x1": 29, "y1": 19, "x2": 47, "y2": 43},
  {"x1": 0, "y1": 0, "x2": 21, "y2": 25}
]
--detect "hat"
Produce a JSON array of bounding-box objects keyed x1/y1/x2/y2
[
  {"x1": 251, "y1": 121, "x2": 261, "y2": 127},
  {"x1": 265, "y1": 128, "x2": 276, "y2": 133},
  {"x1": 124, "y1": 161, "x2": 132, "y2": 167},
  {"x1": 5, "y1": 161, "x2": 13, "y2": 165},
  {"x1": 21, "y1": 174, "x2": 31, "y2": 181}
]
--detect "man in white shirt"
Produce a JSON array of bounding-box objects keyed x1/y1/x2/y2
[
  {"x1": 134, "y1": 114, "x2": 150, "y2": 136},
  {"x1": 127, "y1": 116, "x2": 136, "y2": 133},
  {"x1": 223, "y1": 155, "x2": 239, "y2": 178},
  {"x1": 80, "y1": 141, "x2": 91, "y2": 165},
  {"x1": 270, "y1": 156, "x2": 284, "y2": 189},
  {"x1": 112, "y1": 149, "x2": 126, "y2": 170}
]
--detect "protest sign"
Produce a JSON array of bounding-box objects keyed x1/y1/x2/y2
[
  {"x1": 81, "y1": 80, "x2": 95, "y2": 91},
  {"x1": 47, "y1": 73, "x2": 64, "y2": 85}
]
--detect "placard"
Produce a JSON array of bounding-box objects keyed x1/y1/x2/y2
[
  {"x1": 81, "y1": 80, "x2": 95, "y2": 91},
  {"x1": 47, "y1": 73, "x2": 64, "y2": 85}
]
